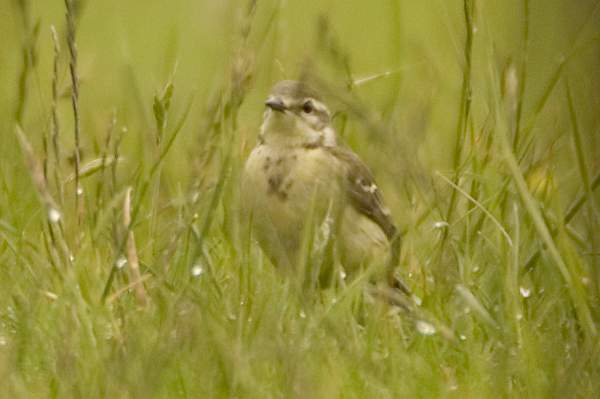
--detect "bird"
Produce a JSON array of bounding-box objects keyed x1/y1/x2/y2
[{"x1": 241, "y1": 80, "x2": 405, "y2": 293}]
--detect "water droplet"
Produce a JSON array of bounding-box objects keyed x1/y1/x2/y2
[
  {"x1": 459, "y1": 334, "x2": 466, "y2": 341},
  {"x1": 433, "y1": 221, "x2": 449, "y2": 229},
  {"x1": 69, "y1": 253, "x2": 75, "y2": 261},
  {"x1": 582, "y1": 277, "x2": 590, "y2": 286},
  {"x1": 247, "y1": 316, "x2": 252, "y2": 322},
  {"x1": 76, "y1": 186, "x2": 84, "y2": 195},
  {"x1": 299, "y1": 310, "x2": 306, "y2": 319},
  {"x1": 416, "y1": 320, "x2": 436, "y2": 336},
  {"x1": 339, "y1": 270, "x2": 347, "y2": 280},
  {"x1": 519, "y1": 286, "x2": 531, "y2": 298},
  {"x1": 48, "y1": 208, "x2": 61, "y2": 223},
  {"x1": 191, "y1": 264, "x2": 204, "y2": 277},
  {"x1": 516, "y1": 313, "x2": 524, "y2": 321},
  {"x1": 0, "y1": 336, "x2": 6, "y2": 346},
  {"x1": 116, "y1": 257, "x2": 127, "y2": 269}
]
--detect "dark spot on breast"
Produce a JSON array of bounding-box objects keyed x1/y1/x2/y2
[
  {"x1": 268, "y1": 175, "x2": 281, "y2": 192},
  {"x1": 263, "y1": 157, "x2": 272, "y2": 171},
  {"x1": 268, "y1": 175, "x2": 288, "y2": 201}
]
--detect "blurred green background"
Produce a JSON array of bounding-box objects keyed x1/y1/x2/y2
[
  {"x1": 3, "y1": 0, "x2": 598, "y2": 171},
  {"x1": 1, "y1": 0, "x2": 599, "y2": 397}
]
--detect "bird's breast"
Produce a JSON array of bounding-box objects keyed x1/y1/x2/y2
[{"x1": 242, "y1": 144, "x2": 344, "y2": 250}]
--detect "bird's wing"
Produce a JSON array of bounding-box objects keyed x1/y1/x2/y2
[
  {"x1": 328, "y1": 146, "x2": 397, "y2": 239},
  {"x1": 328, "y1": 146, "x2": 405, "y2": 290}
]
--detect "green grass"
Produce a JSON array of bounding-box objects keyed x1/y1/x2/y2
[{"x1": 1, "y1": 0, "x2": 600, "y2": 397}]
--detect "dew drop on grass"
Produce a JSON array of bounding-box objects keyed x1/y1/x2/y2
[
  {"x1": 382, "y1": 347, "x2": 389, "y2": 358},
  {"x1": 299, "y1": 310, "x2": 306, "y2": 319},
  {"x1": 433, "y1": 221, "x2": 449, "y2": 229},
  {"x1": 339, "y1": 270, "x2": 347, "y2": 280},
  {"x1": 519, "y1": 286, "x2": 531, "y2": 298},
  {"x1": 191, "y1": 264, "x2": 204, "y2": 277},
  {"x1": 415, "y1": 320, "x2": 436, "y2": 336},
  {"x1": 76, "y1": 186, "x2": 84, "y2": 195},
  {"x1": 116, "y1": 257, "x2": 127, "y2": 269},
  {"x1": 0, "y1": 336, "x2": 6, "y2": 346},
  {"x1": 48, "y1": 208, "x2": 61, "y2": 223},
  {"x1": 582, "y1": 277, "x2": 590, "y2": 286}
]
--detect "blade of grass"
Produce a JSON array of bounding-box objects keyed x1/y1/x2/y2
[
  {"x1": 442, "y1": 0, "x2": 474, "y2": 245},
  {"x1": 436, "y1": 171, "x2": 513, "y2": 247},
  {"x1": 565, "y1": 77, "x2": 600, "y2": 293},
  {"x1": 65, "y1": 0, "x2": 84, "y2": 220},
  {"x1": 188, "y1": 99, "x2": 235, "y2": 276},
  {"x1": 490, "y1": 68, "x2": 598, "y2": 338},
  {"x1": 100, "y1": 94, "x2": 193, "y2": 303}
]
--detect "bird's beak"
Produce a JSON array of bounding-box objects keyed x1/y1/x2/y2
[{"x1": 265, "y1": 98, "x2": 287, "y2": 112}]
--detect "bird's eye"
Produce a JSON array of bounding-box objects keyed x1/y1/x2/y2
[{"x1": 302, "y1": 101, "x2": 314, "y2": 113}]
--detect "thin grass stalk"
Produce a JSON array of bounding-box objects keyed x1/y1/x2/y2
[
  {"x1": 491, "y1": 68, "x2": 598, "y2": 339},
  {"x1": 14, "y1": 1, "x2": 38, "y2": 124},
  {"x1": 565, "y1": 77, "x2": 600, "y2": 297},
  {"x1": 507, "y1": 202, "x2": 523, "y2": 347},
  {"x1": 443, "y1": 0, "x2": 474, "y2": 240},
  {"x1": 0, "y1": 229, "x2": 37, "y2": 280},
  {"x1": 50, "y1": 25, "x2": 64, "y2": 210},
  {"x1": 149, "y1": 74, "x2": 175, "y2": 245},
  {"x1": 188, "y1": 98, "x2": 235, "y2": 276},
  {"x1": 16, "y1": 125, "x2": 71, "y2": 271},
  {"x1": 124, "y1": 187, "x2": 148, "y2": 308},
  {"x1": 101, "y1": 95, "x2": 192, "y2": 303},
  {"x1": 523, "y1": 171, "x2": 600, "y2": 271},
  {"x1": 437, "y1": 172, "x2": 512, "y2": 247},
  {"x1": 513, "y1": 0, "x2": 529, "y2": 151},
  {"x1": 65, "y1": 0, "x2": 83, "y2": 220},
  {"x1": 94, "y1": 111, "x2": 116, "y2": 225},
  {"x1": 518, "y1": 1, "x2": 600, "y2": 140},
  {"x1": 50, "y1": 26, "x2": 61, "y2": 166}
]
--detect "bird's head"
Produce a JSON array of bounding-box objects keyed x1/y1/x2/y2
[{"x1": 260, "y1": 80, "x2": 336, "y2": 147}]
